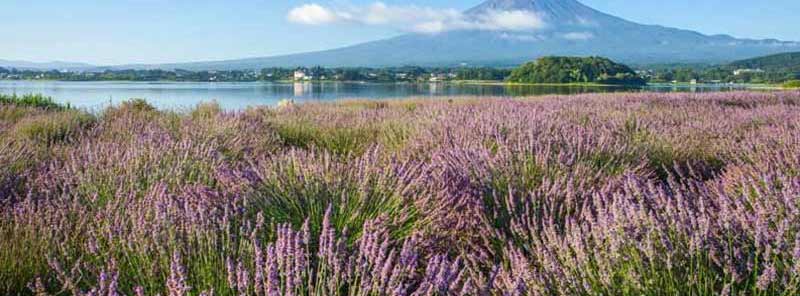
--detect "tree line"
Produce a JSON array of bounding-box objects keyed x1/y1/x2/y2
[
  {"x1": 3, "y1": 57, "x2": 798, "y2": 85},
  {"x1": 0, "y1": 66, "x2": 510, "y2": 83}
]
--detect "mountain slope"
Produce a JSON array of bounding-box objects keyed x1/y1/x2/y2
[
  {"x1": 0, "y1": 59, "x2": 95, "y2": 71},
  {"x1": 728, "y1": 52, "x2": 800, "y2": 72},
  {"x1": 47, "y1": 0, "x2": 800, "y2": 70}
]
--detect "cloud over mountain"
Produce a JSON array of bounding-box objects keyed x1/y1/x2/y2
[
  {"x1": 562, "y1": 31, "x2": 594, "y2": 40},
  {"x1": 287, "y1": 2, "x2": 545, "y2": 34},
  {"x1": 105, "y1": 0, "x2": 800, "y2": 70}
]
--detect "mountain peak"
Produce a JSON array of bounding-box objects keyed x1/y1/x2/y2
[
  {"x1": 103, "y1": 0, "x2": 800, "y2": 69},
  {"x1": 467, "y1": 0, "x2": 602, "y2": 22}
]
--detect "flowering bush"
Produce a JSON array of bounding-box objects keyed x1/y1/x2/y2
[{"x1": 2, "y1": 91, "x2": 800, "y2": 295}]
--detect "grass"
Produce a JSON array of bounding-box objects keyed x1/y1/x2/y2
[
  {"x1": 12, "y1": 110, "x2": 95, "y2": 146},
  {"x1": 247, "y1": 151, "x2": 420, "y2": 244}
]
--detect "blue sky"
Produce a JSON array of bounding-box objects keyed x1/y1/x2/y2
[{"x1": 2, "y1": 0, "x2": 799, "y2": 65}]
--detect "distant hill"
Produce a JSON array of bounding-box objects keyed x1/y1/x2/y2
[
  {"x1": 0, "y1": 59, "x2": 95, "y2": 71},
  {"x1": 728, "y1": 52, "x2": 800, "y2": 72},
  {"x1": 508, "y1": 56, "x2": 645, "y2": 85}
]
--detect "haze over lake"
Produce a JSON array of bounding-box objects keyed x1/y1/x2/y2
[{"x1": 0, "y1": 81, "x2": 751, "y2": 110}]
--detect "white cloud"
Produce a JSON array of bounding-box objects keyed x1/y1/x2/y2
[
  {"x1": 286, "y1": 2, "x2": 546, "y2": 34},
  {"x1": 562, "y1": 32, "x2": 594, "y2": 40},
  {"x1": 500, "y1": 33, "x2": 546, "y2": 42},
  {"x1": 287, "y1": 4, "x2": 341, "y2": 25},
  {"x1": 475, "y1": 10, "x2": 545, "y2": 31}
]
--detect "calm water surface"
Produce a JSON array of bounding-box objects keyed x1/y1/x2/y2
[{"x1": 0, "y1": 81, "x2": 753, "y2": 111}]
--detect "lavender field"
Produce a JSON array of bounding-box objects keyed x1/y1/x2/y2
[{"x1": 2, "y1": 91, "x2": 800, "y2": 295}]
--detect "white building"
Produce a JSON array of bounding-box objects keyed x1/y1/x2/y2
[
  {"x1": 294, "y1": 70, "x2": 306, "y2": 80},
  {"x1": 429, "y1": 73, "x2": 448, "y2": 82},
  {"x1": 733, "y1": 68, "x2": 765, "y2": 76}
]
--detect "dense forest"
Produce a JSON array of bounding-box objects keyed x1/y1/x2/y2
[
  {"x1": 728, "y1": 51, "x2": 800, "y2": 72},
  {"x1": 642, "y1": 52, "x2": 800, "y2": 84},
  {"x1": 507, "y1": 56, "x2": 646, "y2": 85}
]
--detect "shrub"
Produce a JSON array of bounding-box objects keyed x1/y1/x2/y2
[
  {"x1": 11, "y1": 110, "x2": 95, "y2": 146},
  {"x1": 103, "y1": 98, "x2": 158, "y2": 119},
  {"x1": 191, "y1": 101, "x2": 222, "y2": 120},
  {"x1": 3, "y1": 91, "x2": 800, "y2": 295},
  {"x1": 783, "y1": 80, "x2": 800, "y2": 88},
  {"x1": 0, "y1": 94, "x2": 66, "y2": 110},
  {"x1": 274, "y1": 120, "x2": 376, "y2": 156},
  {"x1": 246, "y1": 150, "x2": 422, "y2": 243},
  {"x1": 0, "y1": 105, "x2": 48, "y2": 130},
  {"x1": 0, "y1": 143, "x2": 32, "y2": 197}
]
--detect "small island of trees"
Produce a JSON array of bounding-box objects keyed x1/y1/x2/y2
[{"x1": 507, "y1": 56, "x2": 646, "y2": 86}]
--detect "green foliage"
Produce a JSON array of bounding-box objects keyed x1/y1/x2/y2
[
  {"x1": 621, "y1": 118, "x2": 725, "y2": 182},
  {"x1": 275, "y1": 121, "x2": 375, "y2": 156},
  {"x1": 0, "y1": 143, "x2": 35, "y2": 197},
  {"x1": 191, "y1": 101, "x2": 223, "y2": 119},
  {"x1": 247, "y1": 154, "x2": 419, "y2": 244},
  {"x1": 119, "y1": 98, "x2": 157, "y2": 113},
  {"x1": 0, "y1": 105, "x2": 46, "y2": 127},
  {"x1": 729, "y1": 51, "x2": 800, "y2": 73},
  {"x1": 1, "y1": 65, "x2": 508, "y2": 83},
  {"x1": 507, "y1": 56, "x2": 646, "y2": 86},
  {"x1": 454, "y1": 67, "x2": 512, "y2": 81},
  {"x1": 12, "y1": 110, "x2": 95, "y2": 146},
  {"x1": 644, "y1": 52, "x2": 800, "y2": 84},
  {"x1": 103, "y1": 98, "x2": 159, "y2": 119},
  {"x1": 784, "y1": 80, "x2": 800, "y2": 88},
  {"x1": 0, "y1": 93, "x2": 66, "y2": 110}
]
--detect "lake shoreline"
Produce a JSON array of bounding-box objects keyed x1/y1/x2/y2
[
  {"x1": 0, "y1": 80, "x2": 767, "y2": 111},
  {"x1": 0, "y1": 78, "x2": 772, "y2": 88}
]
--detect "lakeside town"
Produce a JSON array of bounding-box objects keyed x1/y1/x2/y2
[{"x1": 1, "y1": 62, "x2": 797, "y2": 85}]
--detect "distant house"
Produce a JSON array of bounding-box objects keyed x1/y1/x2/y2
[
  {"x1": 635, "y1": 70, "x2": 653, "y2": 79},
  {"x1": 429, "y1": 73, "x2": 448, "y2": 82},
  {"x1": 733, "y1": 68, "x2": 765, "y2": 76},
  {"x1": 690, "y1": 79, "x2": 698, "y2": 85},
  {"x1": 294, "y1": 70, "x2": 306, "y2": 81}
]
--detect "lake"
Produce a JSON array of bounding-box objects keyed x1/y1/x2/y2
[{"x1": 0, "y1": 80, "x2": 754, "y2": 111}]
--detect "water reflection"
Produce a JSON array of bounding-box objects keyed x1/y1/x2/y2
[{"x1": 0, "y1": 80, "x2": 756, "y2": 111}]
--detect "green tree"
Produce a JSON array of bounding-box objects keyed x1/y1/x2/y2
[{"x1": 507, "y1": 56, "x2": 645, "y2": 86}]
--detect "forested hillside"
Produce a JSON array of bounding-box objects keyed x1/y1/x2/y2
[
  {"x1": 507, "y1": 56, "x2": 646, "y2": 85},
  {"x1": 729, "y1": 52, "x2": 800, "y2": 72}
]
